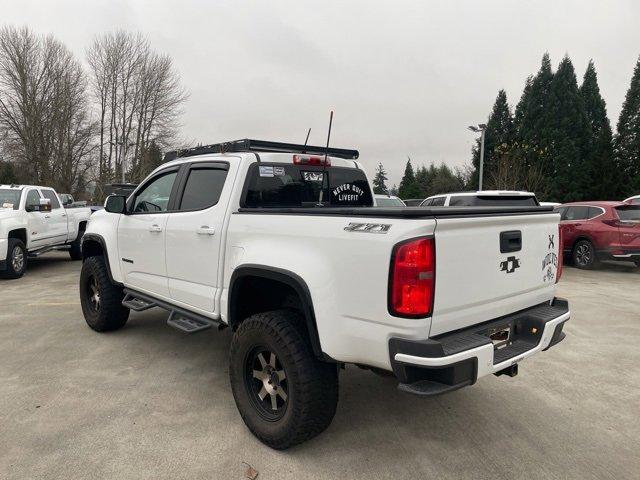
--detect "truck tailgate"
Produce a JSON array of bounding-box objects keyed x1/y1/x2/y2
[{"x1": 430, "y1": 212, "x2": 560, "y2": 336}]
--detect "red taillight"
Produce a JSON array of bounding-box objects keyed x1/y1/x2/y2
[
  {"x1": 293, "y1": 154, "x2": 330, "y2": 166},
  {"x1": 556, "y1": 225, "x2": 563, "y2": 283},
  {"x1": 389, "y1": 237, "x2": 435, "y2": 317}
]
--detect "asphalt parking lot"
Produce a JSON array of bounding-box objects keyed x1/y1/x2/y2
[{"x1": 1, "y1": 252, "x2": 639, "y2": 480}]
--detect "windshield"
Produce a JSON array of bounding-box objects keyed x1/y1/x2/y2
[
  {"x1": 243, "y1": 164, "x2": 373, "y2": 208},
  {"x1": 376, "y1": 197, "x2": 405, "y2": 207},
  {"x1": 0, "y1": 189, "x2": 21, "y2": 210},
  {"x1": 616, "y1": 206, "x2": 640, "y2": 221}
]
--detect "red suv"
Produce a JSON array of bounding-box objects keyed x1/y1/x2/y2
[{"x1": 557, "y1": 201, "x2": 640, "y2": 269}]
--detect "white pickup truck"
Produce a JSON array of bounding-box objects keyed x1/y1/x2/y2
[
  {"x1": 0, "y1": 185, "x2": 92, "y2": 278},
  {"x1": 79, "y1": 139, "x2": 570, "y2": 449}
]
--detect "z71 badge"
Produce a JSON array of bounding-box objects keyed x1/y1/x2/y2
[{"x1": 344, "y1": 223, "x2": 391, "y2": 234}]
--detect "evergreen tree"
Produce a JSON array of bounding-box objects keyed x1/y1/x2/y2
[
  {"x1": 615, "y1": 55, "x2": 640, "y2": 196},
  {"x1": 372, "y1": 163, "x2": 389, "y2": 194},
  {"x1": 430, "y1": 163, "x2": 465, "y2": 195},
  {"x1": 513, "y1": 53, "x2": 555, "y2": 196},
  {"x1": 0, "y1": 160, "x2": 18, "y2": 184},
  {"x1": 398, "y1": 157, "x2": 422, "y2": 199},
  {"x1": 579, "y1": 60, "x2": 618, "y2": 199},
  {"x1": 415, "y1": 165, "x2": 435, "y2": 196},
  {"x1": 545, "y1": 56, "x2": 592, "y2": 201},
  {"x1": 390, "y1": 184, "x2": 398, "y2": 196},
  {"x1": 470, "y1": 89, "x2": 514, "y2": 188}
]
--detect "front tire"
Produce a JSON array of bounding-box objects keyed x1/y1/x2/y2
[
  {"x1": 1, "y1": 238, "x2": 27, "y2": 279},
  {"x1": 229, "y1": 310, "x2": 338, "y2": 450},
  {"x1": 80, "y1": 256, "x2": 129, "y2": 331},
  {"x1": 572, "y1": 239, "x2": 598, "y2": 269}
]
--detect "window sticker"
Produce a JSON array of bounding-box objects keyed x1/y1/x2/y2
[
  {"x1": 273, "y1": 166, "x2": 285, "y2": 176},
  {"x1": 302, "y1": 171, "x2": 324, "y2": 182},
  {"x1": 259, "y1": 166, "x2": 274, "y2": 177},
  {"x1": 332, "y1": 183, "x2": 364, "y2": 203}
]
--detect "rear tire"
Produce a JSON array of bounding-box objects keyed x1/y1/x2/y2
[
  {"x1": 68, "y1": 228, "x2": 85, "y2": 260},
  {"x1": 1, "y1": 238, "x2": 27, "y2": 279},
  {"x1": 572, "y1": 239, "x2": 598, "y2": 270},
  {"x1": 80, "y1": 256, "x2": 129, "y2": 331},
  {"x1": 229, "y1": 310, "x2": 338, "y2": 450}
]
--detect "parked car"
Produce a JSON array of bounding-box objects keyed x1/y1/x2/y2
[
  {"x1": 80, "y1": 139, "x2": 569, "y2": 449},
  {"x1": 59, "y1": 193, "x2": 88, "y2": 208},
  {"x1": 557, "y1": 201, "x2": 640, "y2": 269},
  {"x1": 402, "y1": 198, "x2": 425, "y2": 206},
  {"x1": 0, "y1": 185, "x2": 92, "y2": 278},
  {"x1": 420, "y1": 190, "x2": 539, "y2": 207},
  {"x1": 374, "y1": 194, "x2": 406, "y2": 207},
  {"x1": 624, "y1": 194, "x2": 640, "y2": 205}
]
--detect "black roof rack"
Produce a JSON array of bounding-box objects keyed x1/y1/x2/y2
[{"x1": 163, "y1": 139, "x2": 359, "y2": 162}]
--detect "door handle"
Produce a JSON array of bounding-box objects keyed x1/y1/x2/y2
[
  {"x1": 61, "y1": 213, "x2": 67, "y2": 217},
  {"x1": 196, "y1": 226, "x2": 216, "y2": 236},
  {"x1": 148, "y1": 224, "x2": 162, "y2": 233},
  {"x1": 44, "y1": 214, "x2": 51, "y2": 218}
]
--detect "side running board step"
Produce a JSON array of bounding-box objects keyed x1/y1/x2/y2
[
  {"x1": 122, "y1": 293, "x2": 156, "y2": 312},
  {"x1": 122, "y1": 288, "x2": 225, "y2": 334},
  {"x1": 167, "y1": 311, "x2": 217, "y2": 333}
]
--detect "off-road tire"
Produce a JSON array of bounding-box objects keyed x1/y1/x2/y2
[
  {"x1": 80, "y1": 256, "x2": 129, "y2": 331},
  {"x1": 572, "y1": 239, "x2": 599, "y2": 270},
  {"x1": 1, "y1": 238, "x2": 27, "y2": 279},
  {"x1": 229, "y1": 310, "x2": 339, "y2": 450}
]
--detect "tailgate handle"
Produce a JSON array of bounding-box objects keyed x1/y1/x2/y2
[{"x1": 500, "y1": 230, "x2": 522, "y2": 253}]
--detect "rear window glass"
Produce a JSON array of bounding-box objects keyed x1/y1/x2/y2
[
  {"x1": 449, "y1": 195, "x2": 537, "y2": 206},
  {"x1": 616, "y1": 206, "x2": 640, "y2": 221},
  {"x1": 243, "y1": 164, "x2": 373, "y2": 208}
]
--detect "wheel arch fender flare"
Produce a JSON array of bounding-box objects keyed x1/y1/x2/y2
[
  {"x1": 81, "y1": 233, "x2": 121, "y2": 286},
  {"x1": 228, "y1": 264, "x2": 329, "y2": 361}
]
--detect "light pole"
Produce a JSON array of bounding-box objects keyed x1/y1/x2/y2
[{"x1": 468, "y1": 124, "x2": 487, "y2": 191}]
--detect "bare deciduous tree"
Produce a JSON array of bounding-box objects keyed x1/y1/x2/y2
[
  {"x1": 87, "y1": 31, "x2": 188, "y2": 193},
  {"x1": 0, "y1": 26, "x2": 94, "y2": 195}
]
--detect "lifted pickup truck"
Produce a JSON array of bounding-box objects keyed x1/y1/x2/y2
[
  {"x1": 0, "y1": 185, "x2": 92, "y2": 278},
  {"x1": 79, "y1": 139, "x2": 570, "y2": 449}
]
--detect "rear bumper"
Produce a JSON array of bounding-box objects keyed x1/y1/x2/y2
[{"x1": 389, "y1": 298, "x2": 570, "y2": 396}]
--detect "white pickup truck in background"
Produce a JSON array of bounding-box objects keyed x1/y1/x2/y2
[
  {"x1": 79, "y1": 139, "x2": 570, "y2": 449},
  {"x1": 0, "y1": 184, "x2": 92, "y2": 279}
]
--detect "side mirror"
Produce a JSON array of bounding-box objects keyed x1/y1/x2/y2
[
  {"x1": 105, "y1": 195, "x2": 127, "y2": 214},
  {"x1": 26, "y1": 199, "x2": 51, "y2": 213},
  {"x1": 40, "y1": 199, "x2": 52, "y2": 212}
]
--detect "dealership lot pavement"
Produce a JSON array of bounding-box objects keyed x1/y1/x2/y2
[{"x1": 1, "y1": 252, "x2": 638, "y2": 480}]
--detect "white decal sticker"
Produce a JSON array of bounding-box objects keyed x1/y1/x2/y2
[{"x1": 259, "y1": 166, "x2": 274, "y2": 177}]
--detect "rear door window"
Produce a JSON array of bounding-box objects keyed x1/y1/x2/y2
[
  {"x1": 430, "y1": 196, "x2": 446, "y2": 206},
  {"x1": 41, "y1": 189, "x2": 61, "y2": 209},
  {"x1": 450, "y1": 195, "x2": 538, "y2": 206},
  {"x1": 587, "y1": 207, "x2": 604, "y2": 219},
  {"x1": 563, "y1": 206, "x2": 589, "y2": 221},
  {"x1": 178, "y1": 166, "x2": 228, "y2": 211},
  {"x1": 243, "y1": 164, "x2": 373, "y2": 207}
]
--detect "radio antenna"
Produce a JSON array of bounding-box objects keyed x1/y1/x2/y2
[
  {"x1": 303, "y1": 128, "x2": 311, "y2": 151},
  {"x1": 318, "y1": 111, "x2": 333, "y2": 205}
]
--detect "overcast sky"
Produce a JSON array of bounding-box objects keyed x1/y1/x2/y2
[{"x1": 3, "y1": 0, "x2": 640, "y2": 186}]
